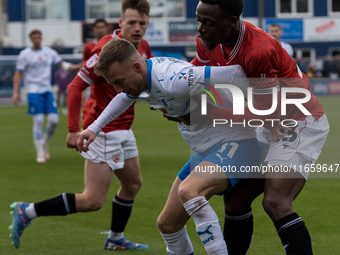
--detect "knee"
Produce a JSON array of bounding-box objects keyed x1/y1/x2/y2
[
  {"x1": 121, "y1": 176, "x2": 143, "y2": 197},
  {"x1": 80, "y1": 194, "x2": 105, "y2": 212},
  {"x1": 157, "y1": 213, "x2": 183, "y2": 234},
  {"x1": 47, "y1": 113, "x2": 59, "y2": 127},
  {"x1": 178, "y1": 182, "x2": 194, "y2": 203},
  {"x1": 262, "y1": 195, "x2": 291, "y2": 220}
]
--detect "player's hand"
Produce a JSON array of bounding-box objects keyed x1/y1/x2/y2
[
  {"x1": 76, "y1": 129, "x2": 96, "y2": 152},
  {"x1": 12, "y1": 93, "x2": 20, "y2": 106},
  {"x1": 66, "y1": 131, "x2": 80, "y2": 151},
  {"x1": 267, "y1": 121, "x2": 292, "y2": 141}
]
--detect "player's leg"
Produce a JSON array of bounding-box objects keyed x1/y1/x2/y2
[
  {"x1": 32, "y1": 113, "x2": 45, "y2": 162},
  {"x1": 104, "y1": 155, "x2": 148, "y2": 250},
  {"x1": 260, "y1": 115, "x2": 329, "y2": 255},
  {"x1": 179, "y1": 162, "x2": 230, "y2": 255},
  {"x1": 221, "y1": 130, "x2": 269, "y2": 255},
  {"x1": 223, "y1": 178, "x2": 264, "y2": 255},
  {"x1": 27, "y1": 93, "x2": 45, "y2": 162},
  {"x1": 43, "y1": 92, "x2": 59, "y2": 160},
  {"x1": 157, "y1": 176, "x2": 193, "y2": 255},
  {"x1": 102, "y1": 129, "x2": 147, "y2": 250},
  {"x1": 262, "y1": 170, "x2": 312, "y2": 254},
  {"x1": 9, "y1": 159, "x2": 113, "y2": 248}
]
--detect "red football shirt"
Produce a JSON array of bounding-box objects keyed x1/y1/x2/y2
[
  {"x1": 191, "y1": 21, "x2": 324, "y2": 121},
  {"x1": 68, "y1": 30, "x2": 154, "y2": 133},
  {"x1": 83, "y1": 39, "x2": 98, "y2": 62}
]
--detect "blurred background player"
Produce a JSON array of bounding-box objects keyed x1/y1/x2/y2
[
  {"x1": 54, "y1": 68, "x2": 71, "y2": 115},
  {"x1": 83, "y1": 18, "x2": 109, "y2": 62},
  {"x1": 268, "y1": 23, "x2": 294, "y2": 57},
  {"x1": 82, "y1": 19, "x2": 109, "y2": 104},
  {"x1": 12, "y1": 29, "x2": 81, "y2": 163},
  {"x1": 9, "y1": 0, "x2": 152, "y2": 251}
]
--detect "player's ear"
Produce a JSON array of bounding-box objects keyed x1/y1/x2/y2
[
  {"x1": 119, "y1": 17, "x2": 123, "y2": 28},
  {"x1": 132, "y1": 62, "x2": 141, "y2": 73},
  {"x1": 229, "y1": 16, "x2": 238, "y2": 28}
]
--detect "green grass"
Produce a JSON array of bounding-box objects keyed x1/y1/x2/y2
[{"x1": 0, "y1": 95, "x2": 339, "y2": 254}]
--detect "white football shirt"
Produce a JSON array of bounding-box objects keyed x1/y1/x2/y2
[
  {"x1": 16, "y1": 46, "x2": 62, "y2": 94},
  {"x1": 89, "y1": 57, "x2": 256, "y2": 153}
]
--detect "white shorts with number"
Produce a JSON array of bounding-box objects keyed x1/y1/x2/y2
[
  {"x1": 256, "y1": 114, "x2": 329, "y2": 179},
  {"x1": 81, "y1": 129, "x2": 138, "y2": 171}
]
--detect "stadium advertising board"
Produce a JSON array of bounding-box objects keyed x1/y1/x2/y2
[
  {"x1": 169, "y1": 21, "x2": 198, "y2": 43},
  {"x1": 143, "y1": 21, "x2": 168, "y2": 45},
  {"x1": 304, "y1": 18, "x2": 340, "y2": 42}
]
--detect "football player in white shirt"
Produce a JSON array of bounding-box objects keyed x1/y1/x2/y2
[
  {"x1": 77, "y1": 39, "x2": 261, "y2": 254},
  {"x1": 12, "y1": 29, "x2": 81, "y2": 163},
  {"x1": 268, "y1": 23, "x2": 294, "y2": 57}
]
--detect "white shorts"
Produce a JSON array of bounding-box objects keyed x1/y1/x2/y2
[
  {"x1": 81, "y1": 129, "x2": 138, "y2": 171},
  {"x1": 256, "y1": 114, "x2": 329, "y2": 179}
]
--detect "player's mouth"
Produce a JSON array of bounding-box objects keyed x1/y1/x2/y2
[{"x1": 132, "y1": 34, "x2": 141, "y2": 40}]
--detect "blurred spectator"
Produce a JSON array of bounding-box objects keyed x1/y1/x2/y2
[
  {"x1": 323, "y1": 55, "x2": 333, "y2": 78},
  {"x1": 306, "y1": 64, "x2": 316, "y2": 78},
  {"x1": 268, "y1": 23, "x2": 293, "y2": 57},
  {"x1": 334, "y1": 54, "x2": 340, "y2": 75},
  {"x1": 312, "y1": 56, "x2": 324, "y2": 73},
  {"x1": 54, "y1": 69, "x2": 71, "y2": 115},
  {"x1": 329, "y1": 70, "x2": 339, "y2": 80},
  {"x1": 296, "y1": 57, "x2": 306, "y2": 74}
]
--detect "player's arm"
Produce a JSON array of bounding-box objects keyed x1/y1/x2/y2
[
  {"x1": 76, "y1": 93, "x2": 137, "y2": 152},
  {"x1": 57, "y1": 61, "x2": 82, "y2": 72},
  {"x1": 66, "y1": 74, "x2": 91, "y2": 150},
  {"x1": 12, "y1": 70, "x2": 24, "y2": 106}
]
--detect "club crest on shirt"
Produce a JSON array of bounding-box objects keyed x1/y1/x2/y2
[
  {"x1": 86, "y1": 54, "x2": 99, "y2": 68},
  {"x1": 112, "y1": 154, "x2": 120, "y2": 163}
]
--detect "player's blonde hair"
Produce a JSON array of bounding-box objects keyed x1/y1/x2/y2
[
  {"x1": 94, "y1": 39, "x2": 138, "y2": 77},
  {"x1": 122, "y1": 0, "x2": 150, "y2": 18}
]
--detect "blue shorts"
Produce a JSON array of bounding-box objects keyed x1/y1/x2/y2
[
  {"x1": 27, "y1": 92, "x2": 58, "y2": 115},
  {"x1": 178, "y1": 138, "x2": 260, "y2": 194}
]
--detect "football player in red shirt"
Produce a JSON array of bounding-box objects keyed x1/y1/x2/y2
[
  {"x1": 190, "y1": 1, "x2": 328, "y2": 254},
  {"x1": 83, "y1": 19, "x2": 108, "y2": 62},
  {"x1": 9, "y1": 0, "x2": 152, "y2": 251}
]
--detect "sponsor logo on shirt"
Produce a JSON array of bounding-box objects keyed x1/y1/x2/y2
[
  {"x1": 187, "y1": 68, "x2": 194, "y2": 86},
  {"x1": 86, "y1": 54, "x2": 99, "y2": 68}
]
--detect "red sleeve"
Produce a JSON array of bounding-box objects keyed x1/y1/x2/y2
[{"x1": 67, "y1": 75, "x2": 90, "y2": 132}]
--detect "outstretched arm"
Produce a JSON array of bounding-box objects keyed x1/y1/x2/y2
[{"x1": 76, "y1": 93, "x2": 137, "y2": 152}]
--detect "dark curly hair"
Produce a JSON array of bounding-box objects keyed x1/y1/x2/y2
[{"x1": 200, "y1": 0, "x2": 243, "y2": 18}]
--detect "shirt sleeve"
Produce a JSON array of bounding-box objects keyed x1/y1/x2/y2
[
  {"x1": 51, "y1": 48, "x2": 63, "y2": 65},
  {"x1": 16, "y1": 51, "x2": 26, "y2": 71},
  {"x1": 87, "y1": 93, "x2": 137, "y2": 135},
  {"x1": 67, "y1": 75, "x2": 90, "y2": 132}
]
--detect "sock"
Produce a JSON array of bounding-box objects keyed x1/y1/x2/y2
[
  {"x1": 32, "y1": 114, "x2": 44, "y2": 158},
  {"x1": 108, "y1": 230, "x2": 124, "y2": 241},
  {"x1": 274, "y1": 212, "x2": 313, "y2": 255},
  {"x1": 161, "y1": 226, "x2": 194, "y2": 255},
  {"x1": 25, "y1": 203, "x2": 38, "y2": 219},
  {"x1": 34, "y1": 193, "x2": 77, "y2": 216},
  {"x1": 224, "y1": 209, "x2": 253, "y2": 255},
  {"x1": 44, "y1": 113, "x2": 59, "y2": 146},
  {"x1": 184, "y1": 196, "x2": 228, "y2": 255},
  {"x1": 109, "y1": 195, "x2": 134, "y2": 239}
]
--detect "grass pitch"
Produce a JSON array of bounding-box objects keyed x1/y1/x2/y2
[{"x1": 0, "y1": 95, "x2": 339, "y2": 254}]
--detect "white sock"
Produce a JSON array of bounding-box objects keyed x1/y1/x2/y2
[
  {"x1": 25, "y1": 203, "x2": 37, "y2": 219},
  {"x1": 44, "y1": 113, "x2": 59, "y2": 147},
  {"x1": 161, "y1": 226, "x2": 194, "y2": 255},
  {"x1": 184, "y1": 196, "x2": 228, "y2": 255},
  {"x1": 32, "y1": 114, "x2": 44, "y2": 158},
  {"x1": 108, "y1": 230, "x2": 124, "y2": 241}
]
